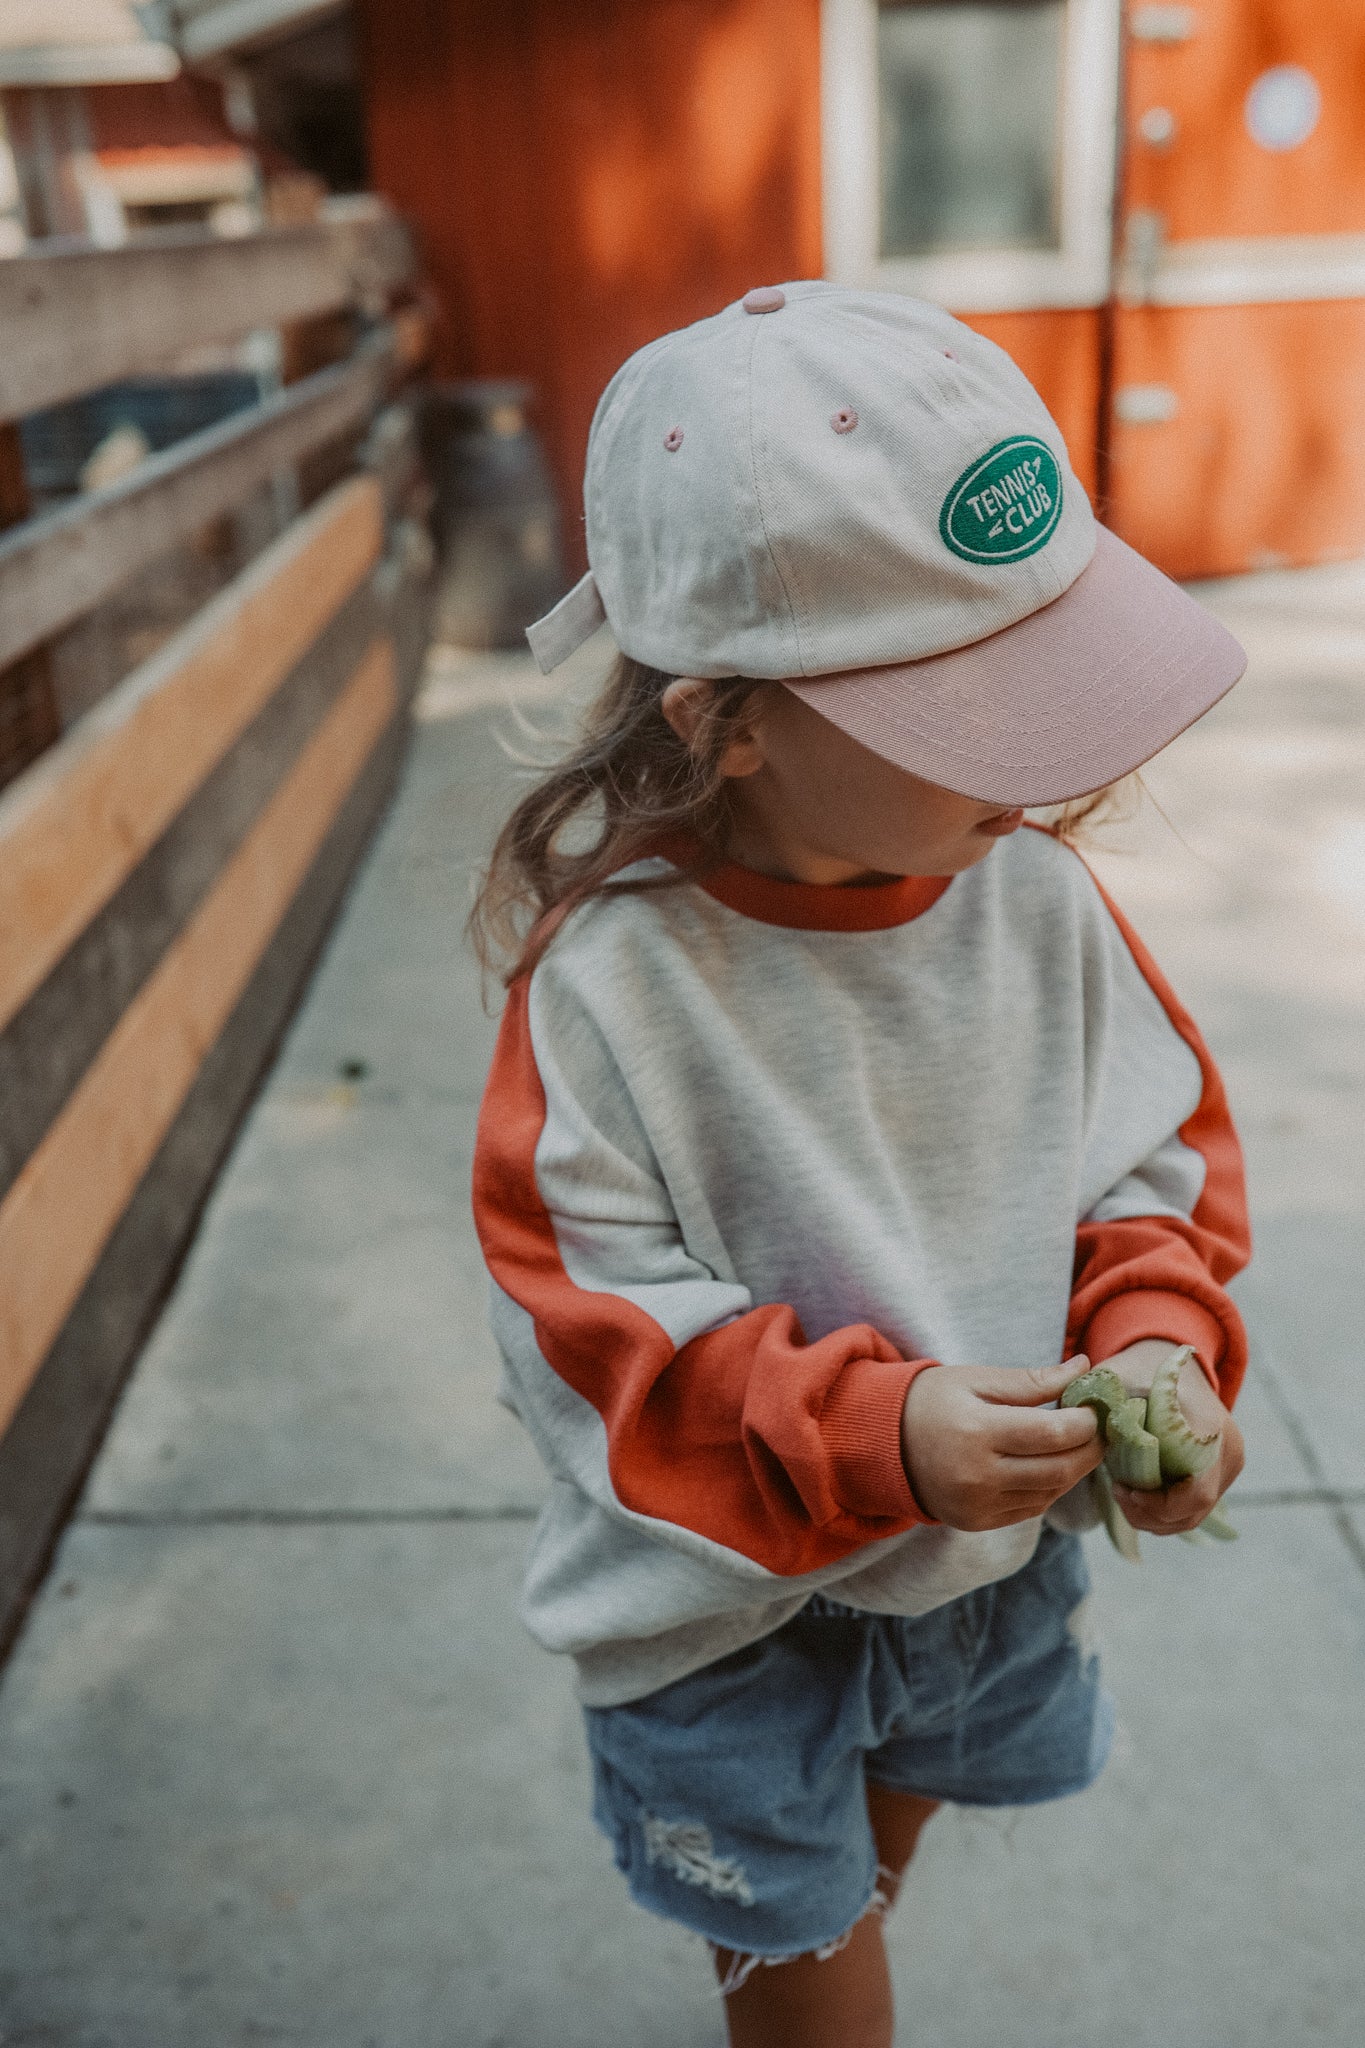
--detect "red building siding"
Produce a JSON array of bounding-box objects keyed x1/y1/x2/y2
[
  {"x1": 359, "y1": 0, "x2": 1365, "y2": 584},
  {"x1": 1108, "y1": 0, "x2": 1365, "y2": 573},
  {"x1": 359, "y1": 0, "x2": 822, "y2": 567},
  {"x1": 960, "y1": 309, "x2": 1104, "y2": 506}
]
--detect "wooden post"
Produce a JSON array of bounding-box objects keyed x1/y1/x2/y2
[
  {"x1": 0, "y1": 426, "x2": 60, "y2": 794},
  {"x1": 282, "y1": 308, "x2": 363, "y2": 509}
]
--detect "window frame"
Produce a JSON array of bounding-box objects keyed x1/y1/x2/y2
[{"x1": 821, "y1": 0, "x2": 1122, "y2": 311}]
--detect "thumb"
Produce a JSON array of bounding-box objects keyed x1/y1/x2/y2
[{"x1": 1012, "y1": 1354, "x2": 1091, "y2": 1406}]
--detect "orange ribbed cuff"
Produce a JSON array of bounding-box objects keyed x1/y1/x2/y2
[
  {"x1": 1080, "y1": 1289, "x2": 1225, "y2": 1392},
  {"x1": 820, "y1": 1356, "x2": 940, "y2": 1524}
]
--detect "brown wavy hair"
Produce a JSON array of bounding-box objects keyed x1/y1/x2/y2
[{"x1": 468, "y1": 652, "x2": 1131, "y2": 985}]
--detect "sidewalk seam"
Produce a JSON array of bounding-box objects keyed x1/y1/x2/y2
[{"x1": 1250, "y1": 1348, "x2": 1365, "y2": 1582}]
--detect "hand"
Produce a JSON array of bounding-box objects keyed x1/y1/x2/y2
[
  {"x1": 900, "y1": 1356, "x2": 1105, "y2": 1531},
  {"x1": 1102, "y1": 1341, "x2": 1245, "y2": 1536}
]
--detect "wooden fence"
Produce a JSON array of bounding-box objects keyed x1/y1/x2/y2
[{"x1": 0, "y1": 206, "x2": 434, "y2": 1651}]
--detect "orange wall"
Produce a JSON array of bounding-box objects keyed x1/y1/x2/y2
[
  {"x1": 358, "y1": 0, "x2": 823, "y2": 569},
  {"x1": 360, "y1": 0, "x2": 1365, "y2": 588},
  {"x1": 358, "y1": 3, "x2": 1105, "y2": 551},
  {"x1": 1108, "y1": 299, "x2": 1365, "y2": 577},
  {"x1": 1112, "y1": 0, "x2": 1365, "y2": 575},
  {"x1": 1124, "y1": 0, "x2": 1365, "y2": 243},
  {"x1": 957, "y1": 309, "x2": 1104, "y2": 504}
]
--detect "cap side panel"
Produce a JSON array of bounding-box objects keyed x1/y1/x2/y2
[
  {"x1": 585, "y1": 330, "x2": 688, "y2": 648},
  {"x1": 743, "y1": 293, "x2": 1095, "y2": 679},
  {"x1": 581, "y1": 282, "x2": 1099, "y2": 684},
  {"x1": 745, "y1": 313, "x2": 810, "y2": 675},
  {"x1": 604, "y1": 308, "x2": 805, "y2": 679}
]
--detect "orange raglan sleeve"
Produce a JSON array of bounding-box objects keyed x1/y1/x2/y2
[
  {"x1": 473, "y1": 971, "x2": 940, "y2": 1581},
  {"x1": 1066, "y1": 877, "x2": 1251, "y2": 1407}
]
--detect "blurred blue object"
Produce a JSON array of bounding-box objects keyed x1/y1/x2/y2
[{"x1": 19, "y1": 373, "x2": 261, "y2": 499}]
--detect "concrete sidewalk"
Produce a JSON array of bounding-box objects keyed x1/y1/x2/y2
[{"x1": 1, "y1": 579, "x2": 1364, "y2": 2047}]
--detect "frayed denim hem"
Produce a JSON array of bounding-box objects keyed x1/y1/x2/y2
[{"x1": 706, "y1": 1863, "x2": 899, "y2": 1997}]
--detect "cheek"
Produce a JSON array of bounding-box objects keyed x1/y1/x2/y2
[
  {"x1": 801, "y1": 759, "x2": 912, "y2": 845},
  {"x1": 761, "y1": 729, "x2": 859, "y2": 816},
  {"x1": 756, "y1": 703, "x2": 994, "y2": 857},
  {"x1": 799, "y1": 768, "x2": 972, "y2": 862}
]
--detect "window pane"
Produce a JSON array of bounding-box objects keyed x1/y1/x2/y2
[{"x1": 878, "y1": 1, "x2": 1066, "y2": 259}]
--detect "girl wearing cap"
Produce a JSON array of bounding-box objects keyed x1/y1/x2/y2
[{"x1": 470, "y1": 283, "x2": 1250, "y2": 2048}]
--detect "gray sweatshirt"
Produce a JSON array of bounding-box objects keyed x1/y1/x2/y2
[{"x1": 472, "y1": 827, "x2": 1249, "y2": 1706}]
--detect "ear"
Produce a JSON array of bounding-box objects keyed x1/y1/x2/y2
[{"x1": 660, "y1": 677, "x2": 766, "y2": 778}]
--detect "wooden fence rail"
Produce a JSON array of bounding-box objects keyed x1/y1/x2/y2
[
  {"x1": 0, "y1": 208, "x2": 434, "y2": 1655},
  {"x1": 0, "y1": 313, "x2": 426, "y2": 673},
  {"x1": 0, "y1": 208, "x2": 414, "y2": 423}
]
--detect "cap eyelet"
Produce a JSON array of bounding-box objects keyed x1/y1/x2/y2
[
  {"x1": 942, "y1": 349, "x2": 957, "y2": 361},
  {"x1": 663, "y1": 426, "x2": 684, "y2": 452},
  {"x1": 830, "y1": 406, "x2": 858, "y2": 435}
]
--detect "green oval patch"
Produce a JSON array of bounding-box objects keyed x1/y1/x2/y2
[{"x1": 939, "y1": 435, "x2": 1063, "y2": 564}]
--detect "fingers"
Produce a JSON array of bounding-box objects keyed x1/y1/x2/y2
[
  {"x1": 1113, "y1": 1418, "x2": 1242, "y2": 1536},
  {"x1": 992, "y1": 1404, "x2": 1101, "y2": 1458},
  {"x1": 950, "y1": 1480, "x2": 1096, "y2": 1531},
  {"x1": 1221, "y1": 1417, "x2": 1246, "y2": 1487},
  {"x1": 998, "y1": 1449, "x2": 1107, "y2": 1499},
  {"x1": 1113, "y1": 1476, "x2": 1220, "y2": 1535},
  {"x1": 945, "y1": 1445, "x2": 1107, "y2": 1529},
  {"x1": 1114, "y1": 1498, "x2": 1204, "y2": 1535},
  {"x1": 974, "y1": 1355, "x2": 1090, "y2": 1407},
  {"x1": 1120, "y1": 1475, "x2": 1242, "y2": 1534}
]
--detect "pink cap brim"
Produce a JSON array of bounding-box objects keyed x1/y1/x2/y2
[{"x1": 781, "y1": 527, "x2": 1247, "y2": 806}]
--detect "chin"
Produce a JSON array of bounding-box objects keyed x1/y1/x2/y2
[{"x1": 945, "y1": 838, "x2": 1001, "y2": 873}]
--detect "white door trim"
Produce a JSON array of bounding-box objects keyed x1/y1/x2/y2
[
  {"x1": 821, "y1": 0, "x2": 1122, "y2": 311},
  {"x1": 1120, "y1": 231, "x2": 1365, "y2": 307}
]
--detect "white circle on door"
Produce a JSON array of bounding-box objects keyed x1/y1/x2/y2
[{"x1": 1245, "y1": 66, "x2": 1322, "y2": 152}]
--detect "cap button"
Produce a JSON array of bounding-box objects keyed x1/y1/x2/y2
[{"x1": 742, "y1": 286, "x2": 786, "y2": 314}]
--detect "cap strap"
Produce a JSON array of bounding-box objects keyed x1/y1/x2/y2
[{"x1": 525, "y1": 571, "x2": 607, "y2": 674}]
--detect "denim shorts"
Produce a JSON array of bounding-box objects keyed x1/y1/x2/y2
[{"x1": 584, "y1": 1524, "x2": 1113, "y2": 1963}]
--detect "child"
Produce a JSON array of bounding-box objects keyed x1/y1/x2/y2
[{"x1": 470, "y1": 283, "x2": 1250, "y2": 2048}]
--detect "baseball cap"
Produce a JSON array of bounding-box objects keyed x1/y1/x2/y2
[{"x1": 525, "y1": 281, "x2": 1245, "y2": 806}]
